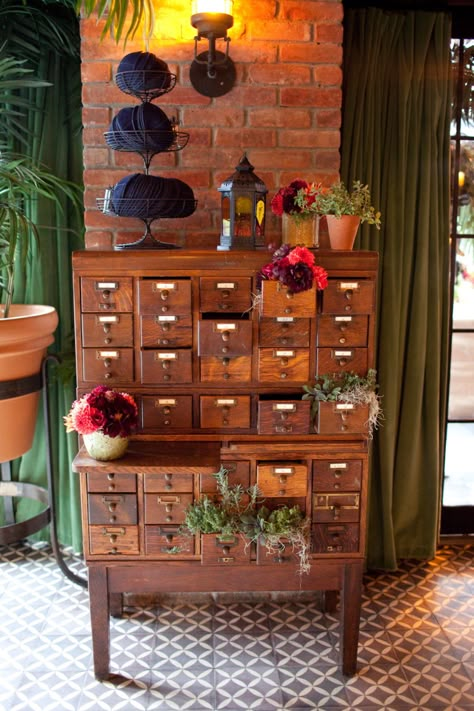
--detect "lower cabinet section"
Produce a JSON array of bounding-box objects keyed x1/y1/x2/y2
[
  {"x1": 201, "y1": 533, "x2": 251, "y2": 565},
  {"x1": 89, "y1": 524, "x2": 139, "y2": 555},
  {"x1": 145, "y1": 525, "x2": 194, "y2": 555},
  {"x1": 312, "y1": 523, "x2": 360, "y2": 553}
]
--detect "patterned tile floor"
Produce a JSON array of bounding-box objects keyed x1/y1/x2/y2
[{"x1": 0, "y1": 543, "x2": 473, "y2": 710}]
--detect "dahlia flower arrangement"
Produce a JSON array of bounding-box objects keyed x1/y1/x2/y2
[
  {"x1": 258, "y1": 245, "x2": 328, "y2": 294},
  {"x1": 64, "y1": 386, "x2": 138, "y2": 438},
  {"x1": 271, "y1": 179, "x2": 323, "y2": 219}
]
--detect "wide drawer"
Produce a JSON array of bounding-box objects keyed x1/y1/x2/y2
[
  {"x1": 259, "y1": 317, "x2": 310, "y2": 347},
  {"x1": 259, "y1": 281, "x2": 316, "y2": 318},
  {"x1": 140, "y1": 350, "x2": 192, "y2": 384},
  {"x1": 81, "y1": 277, "x2": 133, "y2": 313},
  {"x1": 200, "y1": 355, "x2": 252, "y2": 383},
  {"x1": 144, "y1": 492, "x2": 193, "y2": 524},
  {"x1": 312, "y1": 523, "x2": 360, "y2": 553},
  {"x1": 144, "y1": 472, "x2": 193, "y2": 493},
  {"x1": 200, "y1": 460, "x2": 250, "y2": 492},
  {"x1": 313, "y1": 460, "x2": 362, "y2": 491},
  {"x1": 145, "y1": 525, "x2": 195, "y2": 555},
  {"x1": 198, "y1": 320, "x2": 252, "y2": 356},
  {"x1": 316, "y1": 347, "x2": 368, "y2": 375},
  {"x1": 138, "y1": 278, "x2": 191, "y2": 315},
  {"x1": 258, "y1": 399, "x2": 310, "y2": 435},
  {"x1": 200, "y1": 395, "x2": 251, "y2": 429},
  {"x1": 317, "y1": 315, "x2": 368, "y2": 347},
  {"x1": 82, "y1": 348, "x2": 134, "y2": 383},
  {"x1": 140, "y1": 314, "x2": 193, "y2": 348},
  {"x1": 315, "y1": 402, "x2": 369, "y2": 435},
  {"x1": 141, "y1": 395, "x2": 193, "y2": 430},
  {"x1": 312, "y1": 493, "x2": 360, "y2": 523},
  {"x1": 89, "y1": 525, "x2": 139, "y2": 555},
  {"x1": 257, "y1": 462, "x2": 307, "y2": 497},
  {"x1": 200, "y1": 277, "x2": 252, "y2": 312},
  {"x1": 87, "y1": 471, "x2": 137, "y2": 493},
  {"x1": 321, "y1": 279, "x2": 374, "y2": 315},
  {"x1": 88, "y1": 493, "x2": 137, "y2": 525},
  {"x1": 201, "y1": 533, "x2": 251, "y2": 565},
  {"x1": 258, "y1": 348, "x2": 310, "y2": 383},
  {"x1": 81, "y1": 313, "x2": 133, "y2": 347}
]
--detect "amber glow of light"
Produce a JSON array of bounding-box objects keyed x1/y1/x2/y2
[
  {"x1": 191, "y1": 0, "x2": 233, "y2": 15},
  {"x1": 458, "y1": 171, "x2": 465, "y2": 187}
]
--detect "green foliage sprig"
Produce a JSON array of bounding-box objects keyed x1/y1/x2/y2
[{"x1": 317, "y1": 180, "x2": 381, "y2": 228}]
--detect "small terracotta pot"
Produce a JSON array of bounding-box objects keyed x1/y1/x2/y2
[{"x1": 325, "y1": 215, "x2": 361, "y2": 250}]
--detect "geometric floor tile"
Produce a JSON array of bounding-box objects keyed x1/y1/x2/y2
[{"x1": 1, "y1": 541, "x2": 474, "y2": 710}]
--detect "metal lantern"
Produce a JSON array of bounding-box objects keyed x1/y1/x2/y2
[{"x1": 218, "y1": 154, "x2": 267, "y2": 250}]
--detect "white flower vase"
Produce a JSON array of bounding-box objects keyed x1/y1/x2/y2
[{"x1": 83, "y1": 431, "x2": 129, "y2": 461}]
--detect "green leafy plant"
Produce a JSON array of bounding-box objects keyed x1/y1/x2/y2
[{"x1": 317, "y1": 180, "x2": 381, "y2": 228}]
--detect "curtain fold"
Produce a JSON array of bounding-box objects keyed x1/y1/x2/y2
[{"x1": 341, "y1": 8, "x2": 451, "y2": 569}]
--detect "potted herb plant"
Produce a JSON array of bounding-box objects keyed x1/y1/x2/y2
[{"x1": 317, "y1": 180, "x2": 382, "y2": 250}]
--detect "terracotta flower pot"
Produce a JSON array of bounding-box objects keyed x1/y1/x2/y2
[{"x1": 325, "y1": 215, "x2": 361, "y2": 250}]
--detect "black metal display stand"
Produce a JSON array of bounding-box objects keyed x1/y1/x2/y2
[{"x1": 0, "y1": 355, "x2": 87, "y2": 588}]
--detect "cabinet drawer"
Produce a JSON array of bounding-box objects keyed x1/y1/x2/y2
[
  {"x1": 200, "y1": 396, "x2": 251, "y2": 429},
  {"x1": 88, "y1": 493, "x2": 137, "y2": 525},
  {"x1": 259, "y1": 317, "x2": 310, "y2": 347},
  {"x1": 321, "y1": 279, "x2": 374, "y2": 315},
  {"x1": 141, "y1": 395, "x2": 193, "y2": 430},
  {"x1": 257, "y1": 463, "x2": 307, "y2": 497},
  {"x1": 201, "y1": 533, "x2": 251, "y2": 565},
  {"x1": 89, "y1": 525, "x2": 139, "y2": 555},
  {"x1": 81, "y1": 277, "x2": 133, "y2": 313},
  {"x1": 200, "y1": 277, "x2": 252, "y2": 312},
  {"x1": 313, "y1": 460, "x2": 362, "y2": 491},
  {"x1": 200, "y1": 460, "x2": 250, "y2": 492},
  {"x1": 316, "y1": 347, "x2": 368, "y2": 375},
  {"x1": 315, "y1": 402, "x2": 369, "y2": 435},
  {"x1": 312, "y1": 523, "x2": 359, "y2": 554},
  {"x1": 82, "y1": 348, "x2": 134, "y2": 383},
  {"x1": 144, "y1": 493, "x2": 193, "y2": 524},
  {"x1": 87, "y1": 471, "x2": 137, "y2": 493},
  {"x1": 312, "y1": 493, "x2": 360, "y2": 523},
  {"x1": 200, "y1": 355, "x2": 251, "y2": 383},
  {"x1": 138, "y1": 278, "x2": 191, "y2": 315},
  {"x1": 258, "y1": 399, "x2": 310, "y2": 435},
  {"x1": 259, "y1": 281, "x2": 316, "y2": 318},
  {"x1": 317, "y1": 315, "x2": 368, "y2": 347},
  {"x1": 140, "y1": 314, "x2": 192, "y2": 348},
  {"x1": 144, "y1": 472, "x2": 193, "y2": 493},
  {"x1": 258, "y1": 348, "x2": 310, "y2": 383},
  {"x1": 257, "y1": 539, "x2": 300, "y2": 566},
  {"x1": 145, "y1": 525, "x2": 194, "y2": 555},
  {"x1": 140, "y1": 350, "x2": 192, "y2": 384},
  {"x1": 81, "y1": 313, "x2": 133, "y2": 347},
  {"x1": 198, "y1": 320, "x2": 252, "y2": 356}
]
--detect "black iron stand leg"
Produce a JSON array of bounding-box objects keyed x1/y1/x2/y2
[{"x1": 42, "y1": 355, "x2": 87, "y2": 588}]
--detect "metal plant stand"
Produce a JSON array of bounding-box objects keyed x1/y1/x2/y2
[{"x1": 0, "y1": 355, "x2": 87, "y2": 588}]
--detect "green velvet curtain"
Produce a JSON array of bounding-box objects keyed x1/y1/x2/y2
[
  {"x1": 6, "y1": 30, "x2": 84, "y2": 550},
  {"x1": 341, "y1": 7, "x2": 451, "y2": 569}
]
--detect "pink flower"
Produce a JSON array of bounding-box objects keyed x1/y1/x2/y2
[
  {"x1": 286, "y1": 246, "x2": 314, "y2": 267},
  {"x1": 64, "y1": 388, "x2": 139, "y2": 437}
]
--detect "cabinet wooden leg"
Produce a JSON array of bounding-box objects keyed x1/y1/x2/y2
[
  {"x1": 323, "y1": 590, "x2": 338, "y2": 613},
  {"x1": 109, "y1": 592, "x2": 123, "y2": 618},
  {"x1": 88, "y1": 566, "x2": 110, "y2": 680},
  {"x1": 340, "y1": 561, "x2": 362, "y2": 676}
]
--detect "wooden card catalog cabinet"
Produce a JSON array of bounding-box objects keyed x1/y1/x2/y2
[{"x1": 72, "y1": 249, "x2": 378, "y2": 681}]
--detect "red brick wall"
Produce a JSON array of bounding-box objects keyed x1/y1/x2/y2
[{"x1": 80, "y1": 0, "x2": 343, "y2": 249}]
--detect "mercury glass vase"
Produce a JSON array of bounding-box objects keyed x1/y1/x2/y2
[
  {"x1": 83, "y1": 431, "x2": 129, "y2": 461},
  {"x1": 282, "y1": 213, "x2": 319, "y2": 248}
]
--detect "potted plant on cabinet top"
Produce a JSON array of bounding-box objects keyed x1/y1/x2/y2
[
  {"x1": 0, "y1": 50, "x2": 81, "y2": 462},
  {"x1": 317, "y1": 180, "x2": 382, "y2": 250}
]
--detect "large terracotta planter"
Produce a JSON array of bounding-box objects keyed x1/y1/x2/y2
[
  {"x1": 0, "y1": 304, "x2": 58, "y2": 462},
  {"x1": 325, "y1": 215, "x2": 361, "y2": 250}
]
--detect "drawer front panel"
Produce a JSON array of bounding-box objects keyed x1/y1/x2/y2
[
  {"x1": 313, "y1": 460, "x2": 362, "y2": 491},
  {"x1": 88, "y1": 493, "x2": 137, "y2": 525},
  {"x1": 257, "y1": 463, "x2": 307, "y2": 497},
  {"x1": 257, "y1": 539, "x2": 300, "y2": 566},
  {"x1": 318, "y1": 315, "x2": 368, "y2": 347},
  {"x1": 198, "y1": 320, "x2": 252, "y2": 356},
  {"x1": 82, "y1": 348, "x2": 134, "y2": 383},
  {"x1": 89, "y1": 525, "x2": 139, "y2": 555},
  {"x1": 312, "y1": 523, "x2": 360, "y2": 554},
  {"x1": 141, "y1": 350, "x2": 192, "y2": 384},
  {"x1": 138, "y1": 279, "x2": 191, "y2": 315},
  {"x1": 145, "y1": 526, "x2": 195, "y2": 555},
  {"x1": 315, "y1": 402, "x2": 369, "y2": 435},
  {"x1": 200, "y1": 356, "x2": 252, "y2": 383},
  {"x1": 317, "y1": 347, "x2": 368, "y2": 376},
  {"x1": 312, "y1": 493, "x2": 360, "y2": 523},
  {"x1": 201, "y1": 534, "x2": 251, "y2": 565},
  {"x1": 144, "y1": 472, "x2": 193, "y2": 493},
  {"x1": 140, "y1": 314, "x2": 193, "y2": 348},
  {"x1": 322, "y1": 280, "x2": 374, "y2": 315},
  {"x1": 200, "y1": 396, "x2": 251, "y2": 429},
  {"x1": 81, "y1": 313, "x2": 133, "y2": 347},
  {"x1": 141, "y1": 395, "x2": 193, "y2": 430},
  {"x1": 258, "y1": 400, "x2": 310, "y2": 435},
  {"x1": 259, "y1": 317, "x2": 310, "y2": 347},
  {"x1": 201, "y1": 459, "x2": 250, "y2": 492},
  {"x1": 258, "y1": 349, "x2": 310, "y2": 383},
  {"x1": 144, "y1": 493, "x2": 193, "y2": 524},
  {"x1": 259, "y1": 281, "x2": 316, "y2": 318},
  {"x1": 200, "y1": 277, "x2": 252, "y2": 313},
  {"x1": 81, "y1": 277, "x2": 133, "y2": 312},
  {"x1": 87, "y1": 472, "x2": 137, "y2": 493}
]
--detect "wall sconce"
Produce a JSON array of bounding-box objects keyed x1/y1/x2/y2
[{"x1": 190, "y1": 0, "x2": 236, "y2": 97}]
